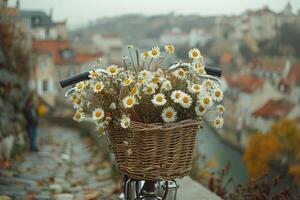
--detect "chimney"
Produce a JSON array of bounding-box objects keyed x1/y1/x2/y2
[
  {"x1": 49, "y1": 8, "x2": 53, "y2": 20},
  {"x1": 16, "y1": 0, "x2": 20, "y2": 9}
]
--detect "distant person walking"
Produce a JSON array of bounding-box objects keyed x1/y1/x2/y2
[{"x1": 24, "y1": 93, "x2": 39, "y2": 152}]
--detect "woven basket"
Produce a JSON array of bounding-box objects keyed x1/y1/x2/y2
[{"x1": 108, "y1": 119, "x2": 200, "y2": 180}]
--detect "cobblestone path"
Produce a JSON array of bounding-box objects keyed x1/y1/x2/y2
[{"x1": 0, "y1": 125, "x2": 117, "y2": 200}]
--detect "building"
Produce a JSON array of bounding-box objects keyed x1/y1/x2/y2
[
  {"x1": 160, "y1": 28, "x2": 189, "y2": 46},
  {"x1": 21, "y1": 10, "x2": 68, "y2": 40},
  {"x1": 31, "y1": 40, "x2": 73, "y2": 105},
  {"x1": 252, "y1": 99, "x2": 295, "y2": 132},
  {"x1": 189, "y1": 28, "x2": 212, "y2": 47}
]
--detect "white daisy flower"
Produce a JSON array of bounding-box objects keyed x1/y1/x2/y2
[
  {"x1": 161, "y1": 107, "x2": 177, "y2": 123},
  {"x1": 120, "y1": 115, "x2": 131, "y2": 129},
  {"x1": 139, "y1": 70, "x2": 151, "y2": 79},
  {"x1": 193, "y1": 63, "x2": 206, "y2": 75},
  {"x1": 179, "y1": 93, "x2": 193, "y2": 108},
  {"x1": 92, "y1": 108, "x2": 104, "y2": 121},
  {"x1": 202, "y1": 79, "x2": 214, "y2": 90},
  {"x1": 213, "y1": 116, "x2": 224, "y2": 129},
  {"x1": 96, "y1": 123, "x2": 106, "y2": 136},
  {"x1": 161, "y1": 80, "x2": 172, "y2": 91},
  {"x1": 136, "y1": 79, "x2": 145, "y2": 87},
  {"x1": 199, "y1": 95, "x2": 213, "y2": 108},
  {"x1": 195, "y1": 105, "x2": 206, "y2": 116},
  {"x1": 189, "y1": 84, "x2": 201, "y2": 94},
  {"x1": 93, "y1": 82, "x2": 104, "y2": 93},
  {"x1": 106, "y1": 65, "x2": 119, "y2": 76},
  {"x1": 75, "y1": 81, "x2": 85, "y2": 92},
  {"x1": 164, "y1": 44, "x2": 175, "y2": 54},
  {"x1": 149, "y1": 46, "x2": 160, "y2": 58},
  {"x1": 109, "y1": 103, "x2": 116, "y2": 110},
  {"x1": 151, "y1": 93, "x2": 167, "y2": 106},
  {"x1": 122, "y1": 95, "x2": 137, "y2": 108},
  {"x1": 213, "y1": 89, "x2": 223, "y2": 102},
  {"x1": 216, "y1": 105, "x2": 225, "y2": 114},
  {"x1": 143, "y1": 83, "x2": 158, "y2": 95},
  {"x1": 172, "y1": 68, "x2": 186, "y2": 80},
  {"x1": 89, "y1": 70, "x2": 99, "y2": 79},
  {"x1": 171, "y1": 90, "x2": 183, "y2": 103},
  {"x1": 122, "y1": 78, "x2": 133, "y2": 86},
  {"x1": 188, "y1": 48, "x2": 201, "y2": 59},
  {"x1": 141, "y1": 51, "x2": 149, "y2": 60},
  {"x1": 130, "y1": 86, "x2": 139, "y2": 95},
  {"x1": 73, "y1": 111, "x2": 83, "y2": 122}
]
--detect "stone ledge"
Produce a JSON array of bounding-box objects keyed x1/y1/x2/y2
[{"x1": 177, "y1": 176, "x2": 221, "y2": 200}]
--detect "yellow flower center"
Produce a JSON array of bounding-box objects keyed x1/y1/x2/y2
[
  {"x1": 109, "y1": 67, "x2": 116, "y2": 74},
  {"x1": 199, "y1": 106, "x2": 205, "y2": 112},
  {"x1": 216, "y1": 120, "x2": 220, "y2": 124},
  {"x1": 91, "y1": 71, "x2": 97, "y2": 77},
  {"x1": 124, "y1": 121, "x2": 129, "y2": 126},
  {"x1": 168, "y1": 46, "x2": 174, "y2": 52},
  {"x1": 178, "y1": 70, "x2": 185, "y2": 76},
  {"x1": 183, "y1": 96, "x2": 190, "y2": 104},
  {"x1": 219, "y1": 107, "x2": 224, "y2": 112},
  {"x1": 194, "y1": 85, "x2": 200, "y2": 90},
  {"x1": 156, "y1": 96, "x2": 164, "y2": 102},
  {"x1": 215, "y1": 91, "x2": 221, "y2": 97},
  {"x1": 77, "y1": 84, "x2": 82, "y2": 89},
  {"x1": 95, "y1": 83, "x2": 102, "y2": 90},
  {"x1": 192, "y1": 51, "x2": 198, "y2": 57},
  {"x1": 152, "y1": 77, "x2": 159, "y2": 83},
  {"x1": 124, "y1": 79, "x2": 131, "y2": 85},
  {"x1": 95, "y1": 111, "x2": 102, "y2": 118},
  {"x1": 152, "y1": 50, "x2": 158, "y2": 56},
  {"x1": 166, "y1": 111, "x2": 173, "y2": 118},
  {"x1": 76, "y1": 98, "x2": 81, "y2": 104},
  {"x1": 205, "y1": 81, "x2": 212, "y2": 87},
  {"x1": 175, "y1": 92, "x2": 181, "y2": 99},
  {"x1": 98, "y1": 127, "x2": 105, "y2": 134},
  {"x1": 146, "y1": 87, "x2": 153, "y2": 93},
  {"x1": 75, "y1": 112, "x2": 81, "y2": 119},
  {"x1": 143, "y1": 51, "x2": 148, "y2": 57},
  {"x1": 127, "y1": 98, "x2": 134, "y2": 105},
  {"x1": 130, "y1": 86, "x2": 137, "y2": 94},
  {"x1": 203, "y1": 97, "x2": 210, "y2": 104}
]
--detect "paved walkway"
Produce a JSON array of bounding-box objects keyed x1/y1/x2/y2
[{"x1": 0, "y1": 125, "x2": 116, "y2": 200}]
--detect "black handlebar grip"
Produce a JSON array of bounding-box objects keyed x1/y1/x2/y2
[
  {"x1": 60, "y1": 71, "x2": 90, "y2": 88},
  {"x1": 205, "y1": 67, "x2": 222, "y2": 77}
]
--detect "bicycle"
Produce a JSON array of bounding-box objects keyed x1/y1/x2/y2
[{"x1": 60, "y1": 66, "x2": 222, "y2": 200}]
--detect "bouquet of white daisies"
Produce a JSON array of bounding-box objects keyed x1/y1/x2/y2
[{"x1": 69, "y1": 45, "x2": 224, "y2": 136}]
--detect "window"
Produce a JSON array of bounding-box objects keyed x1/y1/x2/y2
[
  {"x1": 39, "y1": 55, "x2": 48, "y2": 69},
  {"x1": 32, "y1": 16, "x2": 41, "y2": 26},
  {"x1": 42, "y1": 80, "x2": 48, "y2": 93}
]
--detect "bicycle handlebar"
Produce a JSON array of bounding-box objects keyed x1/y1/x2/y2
[{"x1": 60, "y1": 67, "x2": 222, "y2": 88}]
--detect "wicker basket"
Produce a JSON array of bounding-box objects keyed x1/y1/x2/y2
[{"x1": 108, "y1": 119, "x2": 200, "y2": 180}]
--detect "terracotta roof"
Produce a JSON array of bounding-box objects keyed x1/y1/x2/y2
[
  {"x1": 32, "y1": 40, "x2": 71, "y2": 64},
  {"x1": 0, "y1": 7, "x2": 19, "y2": 16},
  {"x1": 74, "y1": 53, "x2": 101, "y2": 63},
  {"x1": 219, "y1": 52, "x2": 232, "y2": 65},
  {"x1": 224, "y1": 74, "x2": 265, "y2": 93},
  {"x1": 253, "y1": 99, "x2": 294, "y2": 118},
  {"x1": 251, "y1": 58, "x2": 286, "y2": 73}
]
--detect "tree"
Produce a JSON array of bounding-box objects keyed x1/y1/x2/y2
[
  {"x1": 243, "y1": 131, "x2": 279, "y2": 178},
  {"x1": 244, "y1": 118, "x2": 300, "y2": 184}
]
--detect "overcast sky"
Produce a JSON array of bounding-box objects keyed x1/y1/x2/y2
[{"x1": 9, "y1": 0, "x2": 300, "y2": 28}]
